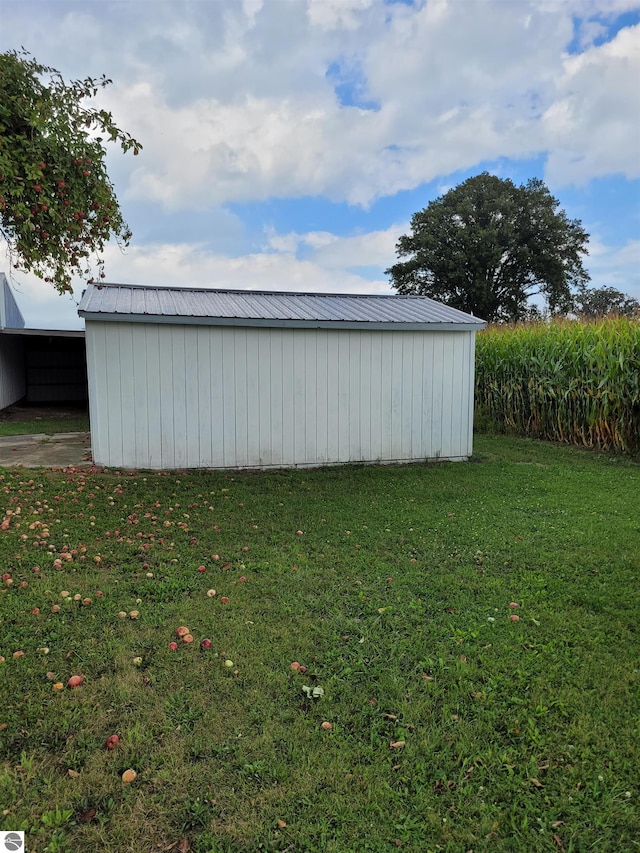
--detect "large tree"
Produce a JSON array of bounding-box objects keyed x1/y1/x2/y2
[
  {"x1": 387, "y1": 173, "x2": 590, "y2": 322},
  {"x1": 0, "y1": 50, "x2": 141, "y2": 293},
  {"x1": 572, "y1": 284, "x2": 639, "y2": 318}
]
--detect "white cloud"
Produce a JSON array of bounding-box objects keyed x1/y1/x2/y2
[
  {"x1": 307, "y1": 0, "x2": 373, "y2": 31},
  {"x1": 543, "y1": 24, "x2": 640, "y2": 185},
  {"x1": 585, "y1": 238, "x2": 640, "y2": 297},
  {"x1": 97, "y1": 239, "x2": 393, "y2": 296},
  {"x1": 264, "y1": 224, "x2": 403, "y2": 270},
  {"x1": 4, "y1": 0, "x2": 638, "y2": 208},
  {"x1": 79, "y1": 0, "x2": 636, "y2": 210},
  {"x1": 1, "y1": 0, "x2": 638, "y2": 318}
]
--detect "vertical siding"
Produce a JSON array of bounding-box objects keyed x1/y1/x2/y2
[
  {"x1": 85, "y1": 321, "x2": 477, "y2": 469},
  {"x1": 0, "y1": 336, "x2": 25, "y2": 409},
  {"x1": 85, "y1": 323, "x2": 106, "y2": 465},
  {"x1": 0, "y1": 274, "x2": 26, "y2": 330},
  {"x1": 145, "y1": 326, "x2": 162, "y2": 468}
]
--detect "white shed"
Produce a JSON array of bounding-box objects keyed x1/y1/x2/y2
[
  {"x1": 78, "y1": 284, "x2": 486, "y2": 470},
  {"x1": 0, "y1": 272, "x2": 27, "y2": 410}
]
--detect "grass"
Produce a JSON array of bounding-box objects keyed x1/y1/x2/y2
[
  {"x1": 0, "y1": 434, "x2": 638, "y2": 852},
  {"x1": 0, "y1": 407, "x2": 89, "y2": 436}
]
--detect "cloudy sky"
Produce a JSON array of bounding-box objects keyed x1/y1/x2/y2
[{"x1": 1, "y1": 0, "x2": 639, "y2": 329}]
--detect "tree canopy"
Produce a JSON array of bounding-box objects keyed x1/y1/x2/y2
[
  {"x1": 386, "y1": 173, "x2": 590, "y2": 322},
  {"x1": 0, "y1": 49, "x2": 141, "y2": 293},
  {"x1": 573, "y1": 284, "x2": 638, "y2": 319}
]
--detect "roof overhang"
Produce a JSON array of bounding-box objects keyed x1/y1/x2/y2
[
  {"x1": 79, "y1": 312, "x2": 482, "y2": 332},
  {"x1": 0, "y1": 327, "x2": 85, "y2": 338}
]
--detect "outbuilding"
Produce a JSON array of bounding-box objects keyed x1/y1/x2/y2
[
  {"x1": 78, "y1": 283, "x2": 485, "y2": 470},
  {"x1": 0, "y1": 273, "x2": 87, "y2": 408}
]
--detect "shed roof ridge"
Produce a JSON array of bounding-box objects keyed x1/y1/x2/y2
[{"x1": 95, "y1": 282, "x2": 445, "y2": 301}]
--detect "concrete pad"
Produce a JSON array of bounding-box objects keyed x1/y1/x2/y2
[{"x1": 0, "y1": 432, "x2": 92, "y2": 468}]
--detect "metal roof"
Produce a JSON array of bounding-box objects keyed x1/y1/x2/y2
[{"x1": 78, "y1": 283, "x2": 486, "y2": 331}]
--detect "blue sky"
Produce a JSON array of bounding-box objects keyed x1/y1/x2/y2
[{"x1": 1, "y1": 0, "x2": 639, "y2": 329}]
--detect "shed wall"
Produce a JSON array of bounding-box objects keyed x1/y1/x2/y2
[
  {"x1": 0, "y1": 335, "x2": 25, "y2": 410},
  {"x1": 85, "y1": 321, "x2": 476, "y2": 469}
]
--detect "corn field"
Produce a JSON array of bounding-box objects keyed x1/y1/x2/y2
[{"x1": 475, "y1": 317, "x2": 640, "y2": 453}]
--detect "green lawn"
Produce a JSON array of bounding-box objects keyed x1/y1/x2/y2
[
  {"x1": 0, "y1": 435, "x2": 638, "y2": 852},
  {"x1": 0, "y1": 409, "x2": 89, "y2": 436}
]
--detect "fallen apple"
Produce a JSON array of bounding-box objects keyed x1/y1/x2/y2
[
  {"x1": 67, "y1": 675, "x2": 84, "y2": 688},
  {"x1": 220, "y1": 597, "x2": 230, "y2": 605},
  {"x1": 121, "y1": 768, "x2": 137, "y2": 784},
  {"x1": 224, "y1": 659, "x2": 234, "y2": 667},
  {"x1": 52, "y1": 682, "x2": 64, "y2": 691},
  {"x1": 321, "y1": 721, "x2": 333, "y2": 730},
  {"x1": 129, "y1": 610, "x2": 139, "y2": 619},
  {"x1": 290, "y1": 661, "x2": 301, "y2": 671},
  {"x1": 176, "y1": 626, "x2": 190, "y2": 638},
  {"x1": 168, "y1": 641, "x2": 178, "y2": 651},
  {"x1": 182, "y1": 633, "x2": 194, "y2": 644},
  {"x1": 200, "y1": 638, "x2": 212, "y2": 650},
  {"x1": 132, "y1": 657, "x2": 143, "y2": 666},
  {"x1": 117, "y1": 611, "x2": 127, "y2": 619},
  {"x1": 207, "y1": 589, "x2": 216, "y2": 597},
  {"x1": 197, "y1": 565, "x2": 206, "y2": 573},
  {"x1": 105, "y1": 734, "x2": 120, "y2": 749}
]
